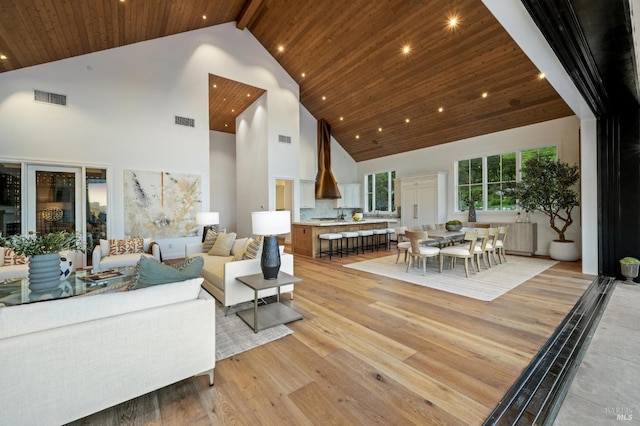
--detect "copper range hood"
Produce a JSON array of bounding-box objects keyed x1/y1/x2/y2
[{"x1": 315, "y1": 119, "x2": 342, "y2": 199}]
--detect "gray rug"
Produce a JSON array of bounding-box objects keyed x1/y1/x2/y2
[
  {"x1": 215, "y1": 301, "x2": 293, "y2": 361},
  {"x1": 344, "y1": 254, "x2": 557, "y2": 301}
]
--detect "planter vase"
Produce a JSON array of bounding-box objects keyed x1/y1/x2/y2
[
  {"x1": 548, "y1": 241, "x2": 580, "y2": 262},
  {"x1": 620, "y1": 262, "x2": 639, "y2": 283},
  {"x1": 29, "y1": 253, "x2": 62, "y2": 292},
  {"x1": 467, "y1": 204, "x2": 476, "y2": 223}
]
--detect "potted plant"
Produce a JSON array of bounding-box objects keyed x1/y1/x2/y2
[
  {"x1": 1, "y1": 231, "x2": 84, "y2": 292},
  {"x1": 619, "y1": 257, "x2": 640, "y2": 283},
  {"x1": 511, "y1": 157, "x2": 580, "y2": 261},
  {"x1": 446, "y1": 220, "x2": 463, "y2": 231}
]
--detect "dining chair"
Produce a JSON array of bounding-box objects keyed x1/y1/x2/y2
[
  {"x1": 495, "y1": 226, "x2": 509, "y2": 263},
  {"x1": 458, "y1": 228, "x2": 490, "y2": 270},
  {"x1": 439, "y1": 231, "x2": 479, "y2": 278},
  {"x1": 395, "y1": 226, "x2": 410, "y2": 263},
  {"x1": 485, "y1": 227, "x2": 500, "y2": 266},
  {"x1": 404, "y1": 230, "x2": 441, "y2": 276}
]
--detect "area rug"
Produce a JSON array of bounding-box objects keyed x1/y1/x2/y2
[
  {"x1": 215, "y1": 301, "x2": 293, "y2": 361},
  {"x1": 344, "y1": 255, "x2": 557, "y2": 301}
]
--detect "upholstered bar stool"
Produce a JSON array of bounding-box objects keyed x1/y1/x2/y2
[
  {"x1": 340, "y1": 231, "x2": 359, "y2": 256},
  {"x1": 372, "y1": 228, "x2": 388, "y2": 251},
  {"x1": 357, "y1": 229, "x2": 374, "y2": 253},
  {"x1": 318, "y1": 233, "x2": 343, "y2": 259},
  {"x1": 385, "y1": 228, "x2": 397, "y2": 249}
]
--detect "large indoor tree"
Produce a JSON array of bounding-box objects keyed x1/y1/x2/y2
[{"x1": 512, "y1": 157, "x2": 580, "y2": 242}]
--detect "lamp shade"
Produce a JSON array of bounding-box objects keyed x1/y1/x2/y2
[
  {"x1": 196, "y1": 212, "x2": 219, "y2": 225},
  {"x1": 251, "y1": 211, "x2": 291, "y2": 236}
]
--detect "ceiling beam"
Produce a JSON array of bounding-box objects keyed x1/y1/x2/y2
[{"x1": 236, "y1": 0, "x2": 264, "y2": 30}]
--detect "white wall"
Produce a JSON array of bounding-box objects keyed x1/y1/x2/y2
[
  {"x1": 356, "y1": 116, "x2": 583, "y2": 256},
  {"x1": 210, "y1": 130, "x2": 236, "y2": 233},
  {"x1": 0, "y1": 22, "x2": 300, "y2": 258}
]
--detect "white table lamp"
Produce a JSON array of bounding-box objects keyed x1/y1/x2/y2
[
  {"x1": 196, "y1": 211, "x2": 220, "y2": 242},
  {"x1": 252, "y1": 211, "x2": 291, "y2": 279}
]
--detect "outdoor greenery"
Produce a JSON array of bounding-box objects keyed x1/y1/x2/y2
[
  {"x1": 1, "y1": 231, "x2": 84, "y2": 257},
  {"x1": 511, "y1": 157, "x2": 579, "y2": 242},
  {"x1": 366, "y1": 171, "x2": 395, "y2": 212}
]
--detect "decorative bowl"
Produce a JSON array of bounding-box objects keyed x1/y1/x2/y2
[{"x1": 446, "y1": 224, "x2": 462, "y2": 231}]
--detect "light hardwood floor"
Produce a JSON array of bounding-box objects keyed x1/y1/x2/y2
[{"x1": 72, "y1": 249, "x2": 595, "y2": 425}]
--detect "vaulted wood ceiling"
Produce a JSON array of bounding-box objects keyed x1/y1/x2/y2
[{"x1": 0, "y1": 0, "x2": 573, "y2": 162}]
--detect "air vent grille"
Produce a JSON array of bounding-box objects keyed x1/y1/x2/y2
[
  {"x1": 278, "y1": 134, "x2": 292, "y2": 144},
  {"x1": 175, "y1": 116, "x2": 195, "y2": 127},
  {"x1": 34, "y1": 90, "x2": 67, "y2": 106}
]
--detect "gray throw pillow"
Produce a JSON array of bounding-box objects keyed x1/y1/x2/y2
[{"x1": 132, "y1": 256, "x2": 204, "y2": 289}]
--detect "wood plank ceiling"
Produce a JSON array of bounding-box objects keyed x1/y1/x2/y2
[{"x1": 0, "y1": 0, "x2": 573, "y2": 162}]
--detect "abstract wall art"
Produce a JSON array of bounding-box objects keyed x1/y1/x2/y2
[{"x1": 123, "y1": 169, "x2": 202, "y2": 238}]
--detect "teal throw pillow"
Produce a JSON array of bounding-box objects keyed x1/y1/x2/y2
[{"x1": 132, "y1": 256, "x2": 204, "y2": 289}]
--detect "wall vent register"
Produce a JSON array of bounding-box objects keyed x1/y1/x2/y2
[
  {"x1": 34, "y1": 90, "x2": 67, "y2": 106},
  {"x1": 174, "y1": 115, "x2": 195, "y2": 127}
]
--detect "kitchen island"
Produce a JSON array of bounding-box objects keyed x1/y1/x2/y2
[{"x1": 291, "y1": 219, "x2": 396, "y2": 257}]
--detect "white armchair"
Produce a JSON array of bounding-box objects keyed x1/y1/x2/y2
[{"x1": 92, "y1": 238, "x2": 161, "y2": 271}]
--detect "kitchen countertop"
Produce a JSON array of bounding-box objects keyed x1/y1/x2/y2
[{"x1": 293, "y1": 218, "x2": 397, "y2": 226}]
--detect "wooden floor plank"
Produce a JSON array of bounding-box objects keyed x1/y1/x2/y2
[{"x1": 70, "y1": 250, "x2": 593, "y2": 425}]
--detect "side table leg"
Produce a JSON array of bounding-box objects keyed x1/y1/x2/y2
[{"x1": 253, "y1": 290, "x2": 258, "y2": 333}]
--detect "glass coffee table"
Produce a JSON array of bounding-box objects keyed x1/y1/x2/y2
[{"x1": 0, "y1": 267, "x2": 135, "y2": 307}]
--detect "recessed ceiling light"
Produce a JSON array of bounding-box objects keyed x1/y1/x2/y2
[
  {"x1": 213, "y1": 84, "x2": 217, "y2": 88},
  {"x1": 223, "y1": 98, "x2": 226, "y2": 101},
  {"x1": 401, "y1": 45, "x2": 411, "y2": 55},
  {"x1": 322, "y1": 96, "x2": 326, "y2": 101},
  {"x1": 447, "y1": 14, "x2": 460, "y2": 29},
  {"x1": 301, "y1": 72, "x2": 306, "y2": 77},
  {"x1": 224, "y1": 124, "x2": 228, "y2": 127},
  {"x1": 0, "y1": 55, "x2": 6, "y2": 60},
  {"x1": 202, "y1": 15, "x2": 206, "y2": 20},
  {"x1": 539, "y1": 72, "x2": 546, "y2": 79},
  {"x1": 356, "y1": 135, "x2": 360, "y2": 139},
  {"x1": 405, "y1": 118, "x2": 410, "y2": 123},
  {"x1": 482, "y1": 92, "x2": 488, "y2": 98},
  {"x1": 231, "y1": 109, "x2": 235, "y2": 112},
  {"x1": 247, "y1": 93, "x2": 251, "y2": 97},
  {"x1": 340, "y1": 117, "x2": 344, "y2": 121},
  {"x1": 119, "y1": 0, "x2": 125, "y2": 2},
  {"x1": 378, "y1": 127, "x2": 383, "y2": 132},
  {"x1": 277, "y1": 45, "x2": 284, "y2": 52},
  {"x1": 438, "y1": 107, "x2": 444, "y2": 112}
]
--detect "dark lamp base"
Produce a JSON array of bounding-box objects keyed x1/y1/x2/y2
[{"x1": 261, "y1": 235, "x2": 281, "y2": 280}]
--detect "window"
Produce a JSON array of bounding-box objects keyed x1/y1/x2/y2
[
  {"x1": 0, "y1": 163, "x2": 22, "y2": 236},
  {"x1": 365, "y1": 171, "x2": 396, "y2": 213},
  {"x1": 456, "y1": 146, "x2": 557, "y2": 212},
  {"x1": 457, "y1": 158, "x2": 483, "y2": 210},
  {"x1": 487, "y1": 152, "x2": 516, "y2": 210}
]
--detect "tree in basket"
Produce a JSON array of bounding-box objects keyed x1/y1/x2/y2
[
  {"x1": 0, "y1": 231, "x2": 84, "y2": 292},
  {"x1": 511, "y1": 157, "x2": 580, "y2": 261}
]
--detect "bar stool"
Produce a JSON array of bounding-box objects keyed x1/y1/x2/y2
[
  {"x1": 385, "y1": 228, "x2": 397, "y2": 249},
  {"x1": 340, "y1": 231, "x2": 359, "y2": 256},
  {"x1": 372, "y1": 228, "x2": 388, "y2": 251},
  {"x1": 357, "y1": 229, "x2": 374, "y2": 253},
  {"x1": 318, "y1": 233, "x2": 343, "y2": 259}
]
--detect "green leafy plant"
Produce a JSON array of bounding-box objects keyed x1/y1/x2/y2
[
  {"x1": 0, "y1": 231, "x2": 84, "y2": 257},
  {"x1": 620, "y1": 257, "x2": 640, "y2": 264},
  {"x1": 446, "y1": 220, "x2": 462, "y2": 225},
  {"x1": 511, "y1": 157, "x2": 579, "y2": 242}
]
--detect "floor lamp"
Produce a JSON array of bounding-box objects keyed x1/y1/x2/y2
[
  {"x1": 251, "y1": 211, "x2": 291, "y2": 280},
  {"x1": 196, "y1": 212, "x2": 220, "y2": 243}
]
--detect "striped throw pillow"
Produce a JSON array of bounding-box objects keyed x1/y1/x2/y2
[
  {"x1": 244, "y1": 235, "x2": 264, "y2": 260},
  {"x1": 3, "y1": 248, "x2": 28, "y2": 265}
]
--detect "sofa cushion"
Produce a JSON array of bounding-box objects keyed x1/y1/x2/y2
[
  {"x1": 101, "y1": 238, "x2": 152, "y2": 257},
  {"x1": 3, "y1": 248, "x2": 28, "y2": 266},
  {"x1": 199, "y1": 255, "x2": 234, "y2": 291},
  {"x1": 108, "y1": 237, "x2": 144, "y2": 255},
  {"x1": 0, "y1": 277, "x2": 204, "y2": 339},
  {"x1": 132, "y1": 257, "x2": 204, "y2": 289},
  {"x1": 244, "y1": 235, "x2": 263, "y2": 260},
  {"x1": 208, "y1": 232, "x2": 237, "y2": 256},
  {"x1": 0, "y1": 263, "x2": 29, "y2": 280},
  {"x1": 99, "y1": 252, "x2": 154, "y2": 270}
]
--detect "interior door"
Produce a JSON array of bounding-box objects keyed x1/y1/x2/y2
[{"x1": 26, "y1": 164, "x2": 82, "y2": 240}]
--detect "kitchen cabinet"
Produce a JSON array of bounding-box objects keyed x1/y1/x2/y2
[
  {"x1": 336, "y1": 183, "x2": 361, "y2": 208},
  {"x1": 300, "y1": 180, "x2": 316, "y2": 208},
  {"x1": 398, "y1": 171, "x2": 447, "y2": 229}
]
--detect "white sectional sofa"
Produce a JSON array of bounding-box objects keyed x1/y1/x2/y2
[
  {"x1": 0, "y1": 277, "x2": 215, "y2": 426},
  {"x1": 186, "y1": 242, "x2": 295, "y2": 308}
]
